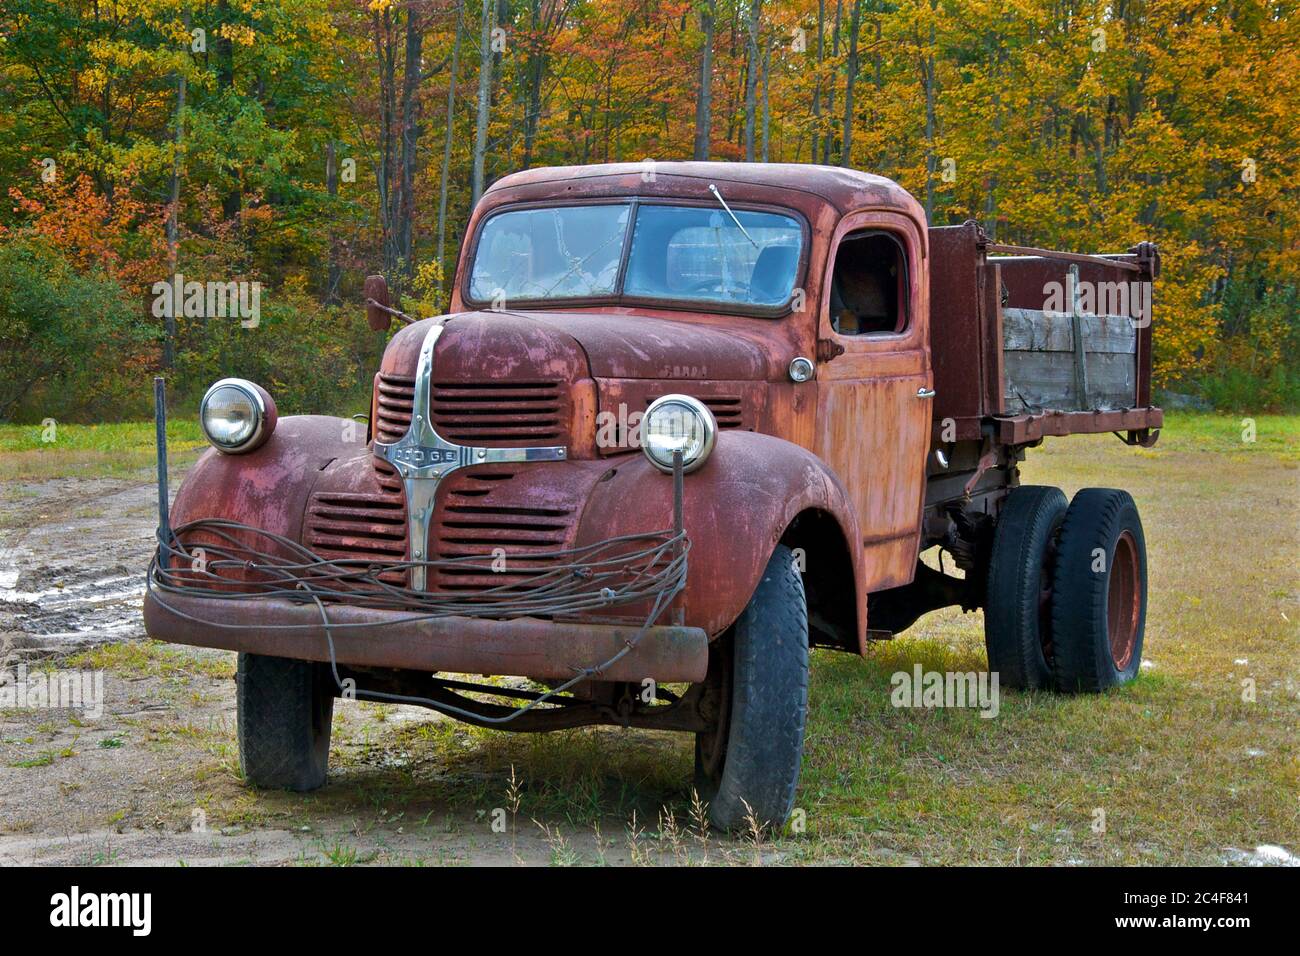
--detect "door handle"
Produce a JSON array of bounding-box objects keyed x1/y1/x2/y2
[{"x1": 917, "y1": 387, "x2": 936, "y2": 399}]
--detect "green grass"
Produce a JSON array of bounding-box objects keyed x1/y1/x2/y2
[
  {"x1": 63, "y1": 640, "x2": 235, "y2": 682},
  {"x1": 0, "y1": 420, "x2": 207, "y2": 481},
  {"x1": 1145, "y1": 412, "x2": 1299, "y2": 461},
  {"x1": 5, "y1": 411, "x2": 1286, "y2": 479}
]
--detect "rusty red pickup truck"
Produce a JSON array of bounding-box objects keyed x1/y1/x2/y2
[{"x1": 145, "y1": 162, "x2": 1162, "y2": 830}]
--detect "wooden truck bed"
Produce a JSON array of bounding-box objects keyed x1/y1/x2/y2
[{"x1": 927, "y1": 221, "x2": 1162, "y2": 447}]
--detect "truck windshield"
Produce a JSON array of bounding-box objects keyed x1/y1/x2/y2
[{"x1": 468, "y1": 202, "x2": 802, "y2": 311}]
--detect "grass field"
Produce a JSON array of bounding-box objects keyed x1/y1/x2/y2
[
  {"x1": 0, "y1": 420, "x2": 207, "y2": 482},
  {"x1": 3, "y1": 413, "x2": 1297, "y2": 864}
]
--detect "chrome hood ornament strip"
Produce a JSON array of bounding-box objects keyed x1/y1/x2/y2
[{"x1": 374, "y1": 320, "x2": 568, "y2": 590}]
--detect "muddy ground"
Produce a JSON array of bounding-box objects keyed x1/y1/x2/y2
[{"x1": 0, "y1": 477, "x2": 156, "y2": 655}]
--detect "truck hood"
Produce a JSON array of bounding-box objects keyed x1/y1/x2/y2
[
  {"x1": 447, "y1": 308, "x2": 774, "y2": 379},
  {"x1": 499, "y1": 310, "x2": 771, "y2": 381},
  {"x1": 381, "y1": 309, "x2": 772, "y2": 383}
]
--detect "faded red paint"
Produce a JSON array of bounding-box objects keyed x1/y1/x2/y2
[{"x1": 150, "y1": 162, "x2": 1161, "y2": 680}]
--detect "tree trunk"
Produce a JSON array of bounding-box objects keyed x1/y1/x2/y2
[
  {"x1": 742, "y1": 0, "x2": 761, "y2": 162},
  {"x1": 841, "y1": 0, "x2": 861, "y2": 167},
  {"x1": 693, "y1": 0, "x2": 716, "y2": 160},
  {"x1": 521, "y1": 0, "x2": 544, "y2": 168},
  {"x1": 396, "y1": 7, "x2": 425, "y2": 280},
  {"x1": 822, "y1": 0, "x2": 841, "y2": 164},
  {"x1": 163, "y1": 13, "x2": 188, "y2": 371},
  {"x1": 373, "y1": 7, "x2": 398, "y2": 274},
  {"x1": 325, "y1": 141, "x2": 340, "y2": 304},
  {"x1": 812, "y1": 0, "x2": 824, "y2": 161},
  {"x1": 760, "y1": 35, "x2": 771, "y2": 162},
  {"x1": 437, "y1": 0, "x2": 465, "y2": 306},
  {"x1": 471, "y1": 0, "x2": 493, "y2": 206},
  {"x1": 217, "y1": 0, "x2": 240, "y2": 224},
  {"x1": 923, "y1": 33, "x2": 936, "y2": 222}
]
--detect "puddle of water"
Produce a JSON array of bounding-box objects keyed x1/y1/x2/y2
[{"x1": 1223, "y1": 844, "x2": 1300, "y2": 867}]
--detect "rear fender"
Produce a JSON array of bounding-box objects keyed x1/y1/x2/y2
[{"x1": 577, "y1": 430, "x2": 866, "y2": 647}]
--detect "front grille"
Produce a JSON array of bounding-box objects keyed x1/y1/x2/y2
[
  {"x1": 700, "y1": 396, "x2": 743, "y2": 428},
  {"x1": 431, "y1": 381, "x2": 564, "y2": 446},
  {"x1": 304, "y1": 490, "x2": 408, "y2": 585},
  {"x1": 373, "y1": 373, "x2": 415, "y2": 491},
  {"x1": 374, "y1": 373, "x2": 415, "y2": 442},
  {"x1": 640, "y1": 395, "x2": 744, "y2": 429},
  {"x1": 429, "y1": 469, "x2": 578, "y2": 592}
]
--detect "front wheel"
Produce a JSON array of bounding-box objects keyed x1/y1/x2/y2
[
  {"x1": 236, "y1": 653, "x2": 335, "y2": 791},
  {"x1": 694, "y1": 545, "x2": 808, "y2": 832}
]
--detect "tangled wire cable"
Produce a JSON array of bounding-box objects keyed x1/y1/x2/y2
[{"x1": 147, "y1": 518, "x2": 690, "y2": 725}]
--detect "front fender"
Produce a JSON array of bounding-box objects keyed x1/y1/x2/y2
[
  {"x1": 171, "y1": 415, "x2": 363, "y2": 547},
  {"x1": 576, "y1": 431, "x2": 865, "y2": 646}
]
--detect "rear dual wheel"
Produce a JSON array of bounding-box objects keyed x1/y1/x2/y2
[
  {"x1": 985, "y1": 486, "x2": 1147, "y2": 693},
  {"x1": 1051, "y1": 489, "x2": 1147, "y2": 691}
]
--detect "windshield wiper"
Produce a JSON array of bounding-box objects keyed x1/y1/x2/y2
[{"x1": 708, "y1": 184, "x2": 758, "y2": 248}]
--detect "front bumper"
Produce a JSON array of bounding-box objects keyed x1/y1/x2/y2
[{"x1": 143, "y1": 590, "x2": 708, "y2": 683}]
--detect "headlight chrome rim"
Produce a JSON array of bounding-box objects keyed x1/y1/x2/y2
[
  {"x1": 199, "y1": 378, "x2": 273, "y2": 454},
  {"x1": 641, "y1": 394, "x2": 717, "y2": 474}
]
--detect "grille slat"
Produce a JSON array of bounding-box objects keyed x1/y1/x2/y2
[
  {"x1": 638, "y1": 394, "x2": 744, "y2": 430},
  {"x1": 305, "y1": 489, "x2": 410, "y2": 585},
  {"x1": 431, "y1": 380, "x2": 565, "y2": 446},
  {"x1": 429, "y1": 470, "x2": 577, "y2": 593}
]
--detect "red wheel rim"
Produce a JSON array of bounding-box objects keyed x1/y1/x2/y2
[{"x1": 1107, "y1": 530, "x2": 1141, "y2": 670}]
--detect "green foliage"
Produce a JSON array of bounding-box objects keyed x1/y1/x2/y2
[
  {"x1": 0, "y1": 237, "x2": 157, "y2": 422},
  {"x1": 0, "y1": 0, "x2": 1294, "y2": 417},
  {"x1": 171, "y1": 285, "x2": 379, "y2": 416},
  {"x1": 1198, "y1": 365, "x2": 1300, "y2": 415}
]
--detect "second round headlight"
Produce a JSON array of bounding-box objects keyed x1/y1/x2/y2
[
  {"x1": 199, "y1": 378, "x2": 274, "y2": 454},
  {"x1": 641, "y1": 394, "x2": 717, "y2": 474}
]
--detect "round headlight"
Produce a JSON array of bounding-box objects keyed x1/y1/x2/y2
[
  {"x1": 199, "y1": 378, "x2": 275, "y2": 454},
  {"x1": 641, "y1": 394, "x2": 717, "y2": 474}
]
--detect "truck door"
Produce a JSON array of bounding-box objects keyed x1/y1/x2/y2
[{"x1": 814, "y1": 211, "x2": 932, "y2": 592}]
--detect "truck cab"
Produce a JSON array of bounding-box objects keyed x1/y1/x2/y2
[{"x1": 145, "y1": 162, "x2": 1161, "y2": 831}]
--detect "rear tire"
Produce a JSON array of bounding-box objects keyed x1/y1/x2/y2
[
  {"x1": 1051, "y1": 489, "x2": 1148, "y2": 693},
  {"x1": 694, "y1": 545, "x2": 808, "y2": 832},
  {"x1": 984, "y1": 485, "x2": 1068, "y2": 690},
  {"x1": 237, "y1": 653, "x2": 335, "y2": 791}
]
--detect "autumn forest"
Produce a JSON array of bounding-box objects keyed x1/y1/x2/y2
[{"x1": 0, "y1": 0, "x2": 1295, "y2": 421}]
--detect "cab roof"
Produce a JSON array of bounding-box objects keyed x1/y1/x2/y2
[{"x1": 484, "y1": 161, "x2": 923, "y2": 220}]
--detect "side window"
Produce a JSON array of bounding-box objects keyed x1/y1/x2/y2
[{"x1": 829, "y1": 230, "x2": 908, "y2": 336}]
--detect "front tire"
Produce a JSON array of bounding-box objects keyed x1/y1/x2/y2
[
  {"x1": 695, "y1": 545, "x2": 808, "y2": 832},
  {"x1": 236, "y1": 653, "x2": 335, "y2": 791},
  {"x1": 1051, "y1": 489, "x2": 1148, "y2": 692}
]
